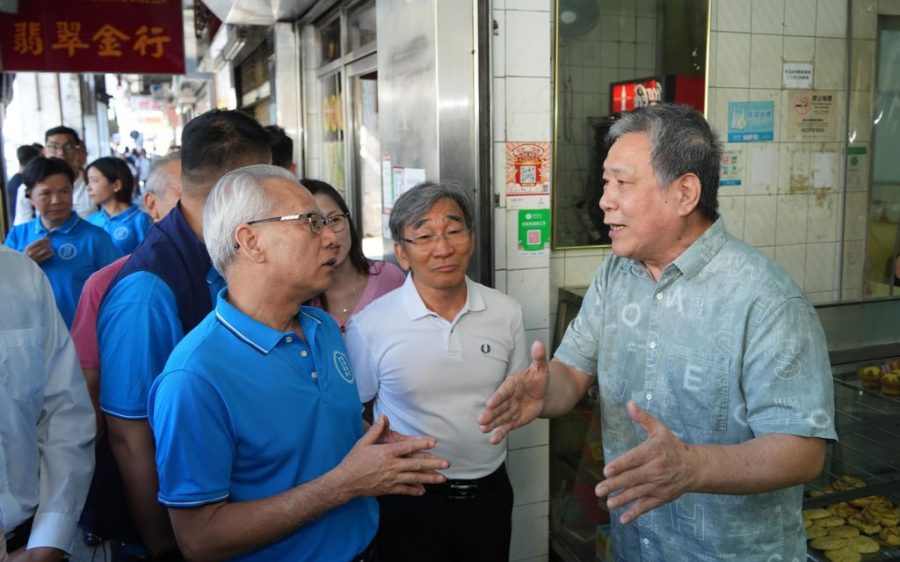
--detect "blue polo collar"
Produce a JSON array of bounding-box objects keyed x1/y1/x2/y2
[
  {"x1": 214, "y1": 288, "x2": 321, "y2": 354},
  {"x1": 99, "y1": 205, "x2": 140, "y2": 221},
  {"x1": 34, "y1": 211, "x2": 79, "y2": 235}
]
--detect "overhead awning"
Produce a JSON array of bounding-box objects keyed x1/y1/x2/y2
[{"x1": 202, "y1": 0, "x2": 318, "y2": 26}]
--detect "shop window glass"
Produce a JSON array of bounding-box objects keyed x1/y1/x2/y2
[
  {"x1": 349, "y1": 1, "x2": 376, "y2": 53},
  {"x1": 320, "y1": 18, "x2": 341, "y2": 64},
  {"x1": 552, "y1": 0, "x2": 708, "y2": 249}
]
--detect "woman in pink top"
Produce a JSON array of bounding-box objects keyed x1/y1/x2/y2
[{"x1": 303, "y1": 179, "x2": 406, "y2": 332}]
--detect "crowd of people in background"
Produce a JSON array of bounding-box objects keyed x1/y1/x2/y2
[{"x1": 1, "y1": 104, "x2": 837, "y2": 562}]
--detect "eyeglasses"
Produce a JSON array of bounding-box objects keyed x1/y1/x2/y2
[
  {"x1": 45, "y1": 142, "x2": 80, "y2": 152},
  {"x1": 401, "y1": 228, "x2": 470, "y2": 249},
  {"x1": 324, "y1": 212, "x2": 350, "y2": 233},
  {"x1": 247, "y1": 212, "x2": 348, "y2": 235}
]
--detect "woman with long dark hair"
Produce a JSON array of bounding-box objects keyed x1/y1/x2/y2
[{"x1": 303, "y1": 178, "x2": 406, "y2": 332}]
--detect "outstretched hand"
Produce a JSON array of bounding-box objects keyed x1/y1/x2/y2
[
  {"x1": 337, "y1": 415, "x2": 451, "y2": 498},
  {"x1": 477, "y1": 341, "x2": 550, "y2": 444},
  {"x1": 594, "y1": 401, "x2": 697, "y2": 524}
]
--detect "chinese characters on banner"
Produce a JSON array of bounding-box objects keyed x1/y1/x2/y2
[{"x1": 0, "y1": 0, "x2": 184, "y2": 74}]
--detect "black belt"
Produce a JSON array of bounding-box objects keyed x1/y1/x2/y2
[
  {"x1": 351, "y1": 536, "x2": 377, "y2": 562},
  {"x1": 423, "y1": 464, "x2": 507, "y2": 500},
  {"x1": 5, "y1": 517, "x2": 33, "y2": 553}
]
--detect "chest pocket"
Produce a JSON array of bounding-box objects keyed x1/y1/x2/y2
[
  {"x1": 663, "y1": 345, "x2": 731, "y2": 433},
  {"x1": 0, "y1": 327, "x2": 45, "y2": 404}
]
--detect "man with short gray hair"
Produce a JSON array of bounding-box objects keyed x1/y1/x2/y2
[
  {"x1": 478, "y1": 104, "x2": 835, "y2": 561},
  {"x1": 345, "y1": 181, "x2": 528, "y2": 561},
  {"x1": 142, "y1": 152, "x2": 182, "y2": 223},
  {"x1": 148, "y1": 165, "x2": 449, "y2": 562}
]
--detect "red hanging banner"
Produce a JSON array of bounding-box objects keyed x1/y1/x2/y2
[{"x1": 0, "y1": 0, "x2": 184, "y2": 74}]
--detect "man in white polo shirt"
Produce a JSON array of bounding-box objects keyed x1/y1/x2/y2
[{"x1": 345, "y1": 181, "x2": 528, "y2": 562}]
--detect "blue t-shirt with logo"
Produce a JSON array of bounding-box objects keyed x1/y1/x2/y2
[
  {"x1": 149, "y1": 291, "x2": 377, "y2": 562},
  {"x1": 87, "y1": 205, "x2": 152, "y2": 255},
  {"x1": 5, "y1": 212, "x2": 118, "y2": 327}
]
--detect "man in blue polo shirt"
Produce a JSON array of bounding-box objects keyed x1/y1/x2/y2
[
  {"x1": 4, "y1": 156, "x2": 118, "y2": 328},
  {"x1": 97, "y1": 109, "x2": 273, "y2": 559},
  {"x1": 149, "y1": 165, "x2": 450, "y2": 562}
]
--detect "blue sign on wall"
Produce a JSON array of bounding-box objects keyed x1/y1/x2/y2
[{"x1": 727, "y1": 101, "x2": 775, "y2": 142}]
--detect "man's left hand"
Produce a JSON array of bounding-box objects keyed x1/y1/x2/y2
[
  {"x1": 594, "y1": 400, "x2": 699, "y2": 525},
  {"x1": 9, "y1": 547, "x2": 66, "y2": 562}
]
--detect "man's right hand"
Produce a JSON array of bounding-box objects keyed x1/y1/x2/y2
[
  {"x1": 24, "y1": 238, "x2": 52, "y2": 264},
  {"x1": 477, "y1": 340, "x2": 550, "y2": 444},
  {"x1": 336, "y1": 415, "x2": 450, "y2": 497}
]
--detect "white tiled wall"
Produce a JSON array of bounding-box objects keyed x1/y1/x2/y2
[
  {"x1": 493, "y1": 1, "x2": 553, "y2": 560},
  {"x1": 492, "y1": 0, "x2": 889, "y2": 559}
]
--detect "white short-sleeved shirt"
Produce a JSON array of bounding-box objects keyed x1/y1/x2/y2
[{"x1": 345, "y1": 276, "x2": 528, "y2": 479}]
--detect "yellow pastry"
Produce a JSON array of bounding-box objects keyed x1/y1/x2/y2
[
  {"x1": 827, "y1": 503, "x2": 859, "y2": 518},
  {"x1": 880, "y1": 525, "x2": 900, "y2": 546},
  {"x1": 810, "y1": 535, "x2": 848, "y2": 550},
  {"x1": 881, "y1": 371, "x2": 900, "y2": 396},
  {"x1": 828, "y1": 525, "x2": 859, "y2": 539},
  {"x1": 824, "y1": 548, "x2": 861, "y2": 562},
  {"x1": 804, "y1": 508, "x2": 832, "y2": 520},
  {"x1": 847, "y1": 535, "x2": 879, "y2": 554},
  {"x1": 806, "y1": 525, "x2": 828, "y2": 539},
  {"x1": 818, "y1": 516, "x2": 846, "y2": 528},
  {"x1": 857, "y1": 365, "x2": 882, "y2": 389},
  {"x1": 847, "y1": 515, "x2": 881, "y2": 535}
]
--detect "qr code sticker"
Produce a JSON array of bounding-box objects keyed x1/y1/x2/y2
[
  {"x1": 527, "y1": 229, "x2": 541, "y2": 244},
  {"x1": 519, "y1": 165, "x2": 537, "y2": 185}
]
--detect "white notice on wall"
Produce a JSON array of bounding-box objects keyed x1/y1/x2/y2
[
  {"x1": 813, "y1": 152, "x2": 839, "y2": 189},
  {"x1": 783, "y1": 62, "x2": 813, "y2": 89}
]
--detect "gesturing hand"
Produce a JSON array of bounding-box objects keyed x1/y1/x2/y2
[
  {"x1": 594, "y1": 401, "x2": 697, "y2": 524},
  {"x1": 338, "y1": 415, "x2": 451, "y2": 497},
  {"x1": 24, "y1": 238, "x2": 52, "y2": 264},
  {"x1": 477, "y1": 341, "x2": 549, "y2": 444}
]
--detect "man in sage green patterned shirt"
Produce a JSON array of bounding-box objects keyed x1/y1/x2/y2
[{"x1": 478, "y1": 104, "x2": 836, "y2": 561}]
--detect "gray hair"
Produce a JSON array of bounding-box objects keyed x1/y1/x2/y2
[
  {"x1": 607, "y1": 104, "x2": 722, "y2": 222},
  {"x1": 388, "y1": 181, "x2": 475, "y2": 242},
  {"x1": 144, "y1": 151, "x2": 180, "y2": 197},
  {"x1": 203, "y1": 164, "x2": 298, "y2": 275}
]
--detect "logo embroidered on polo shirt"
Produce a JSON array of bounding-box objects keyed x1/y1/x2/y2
[
  {"x1": 333, "y1": 350, "x2": 354, "y2": 383},
  {"x1": 113, "y1": 226, "x2": 130, "y2": 240},
  {"x1": 481, "y1": 343, "x2": 491, "y2": 354},
  {"x1": 58, "y1": 243, "x2": 77, "y2": 260}
]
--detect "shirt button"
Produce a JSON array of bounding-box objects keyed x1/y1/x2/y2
[
  {"x1": 311, "y1": 371, "x2": 318, "y2": 379},
  {"x1": 300, "y1": 350, "x2": 308, "y2": 357},
  {"x1": 642, "y1": 538, "x2": 650, "y2": 545},
  {"x1": 646, "y1": 392, "x2": 652, "y2": 401},
  {"x1": 656, "y1": 293, "x2": 663, "y2": 300},
  {"x1": 285, "y1": 336, "x2": 293, "y2": 343},
  {"x1": 648, "y1": 341, "x2": 656, "y2": 349}
]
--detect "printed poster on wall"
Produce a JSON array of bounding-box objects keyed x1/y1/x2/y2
[
  {"x1": 786, "y1": 91, "x2": 840, "y2": 141},
  {"x1": 506, "y1": 142, "x2": 551, "y2": 200},
  {"x1": 847, "y1": 146, "x2": 868, "y2": 189},
  {"x1": 727, "y1": 101, "x2": 775, "y2": 142},
  {"x1": 517, "y1": 209, "x2": 550, "y2": 256},
  {"x1": 720, "y1": 148, "x2": 743, "y2": 187}
]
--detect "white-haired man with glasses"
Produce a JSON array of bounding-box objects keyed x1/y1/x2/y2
[
  {"x1": 148, "y1": 165, "x2": 451, "y2": 562},
  {"x1": 344, "y1": 181, "x2": 528, "y2": 561}
]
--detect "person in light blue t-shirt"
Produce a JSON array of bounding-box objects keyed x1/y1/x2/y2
[
  {"x1": 5, "y1": 156, "x2": 118, "y2": 328},
  {"x1": 85, "y1": 156, "x2": 152, "y2": 255}
]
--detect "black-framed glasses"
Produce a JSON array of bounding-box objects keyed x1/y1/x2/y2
[
  {"x1": 246, "y1": 212, "x2": 349, "y2": 235},
  {"x1": 401, "y1": 228, "x2": 471, "y2": 249}
]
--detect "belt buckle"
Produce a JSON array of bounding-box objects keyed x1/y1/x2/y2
[{"x1": 447, "y1": 480, "x2": 478, "y2": 500}]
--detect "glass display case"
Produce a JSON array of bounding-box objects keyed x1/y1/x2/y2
[{"x1": 549, "y1": 292, "x2": 900, "y2": 561}]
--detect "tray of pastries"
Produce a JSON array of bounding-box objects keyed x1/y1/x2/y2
[
  {"x1": 804, "y1": 477, "x2": 900, "y2": 562},
  {"x1": 855, "y1": 359, "x2": 900, "y2": 397}
]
